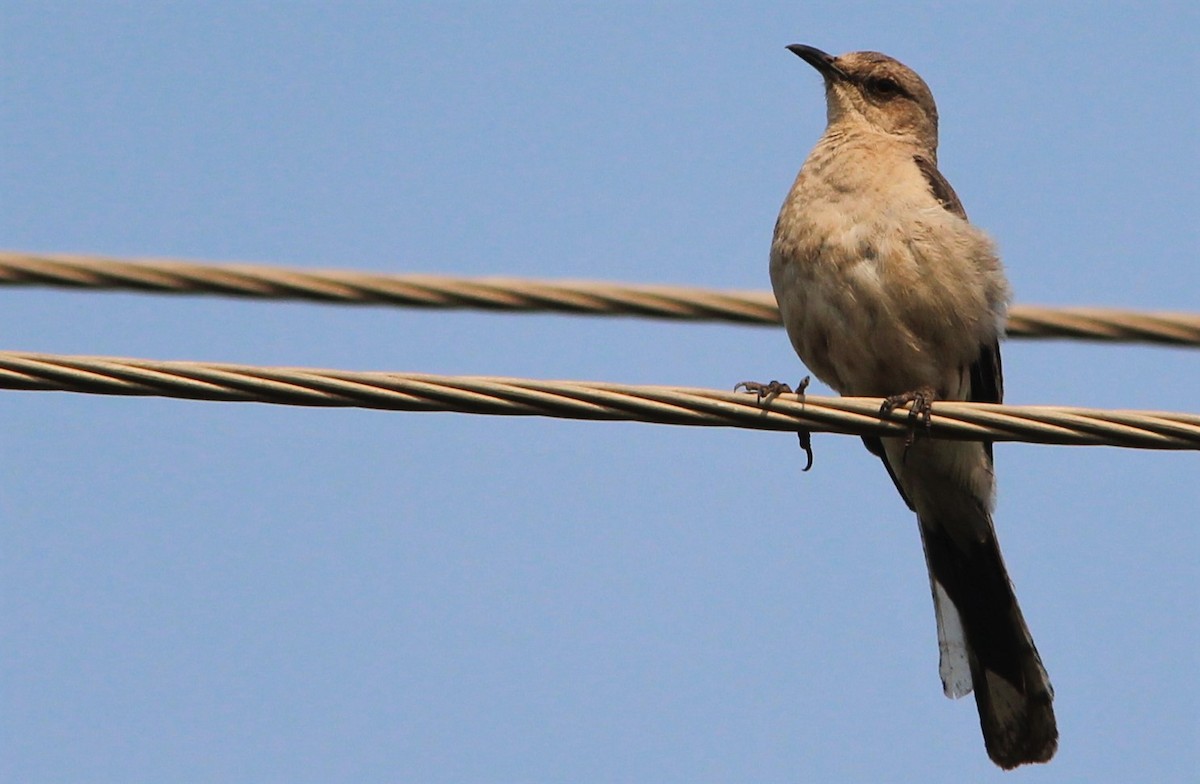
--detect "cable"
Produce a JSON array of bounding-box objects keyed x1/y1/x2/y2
[
  {"x1": 2, "y1": 251, "x2": 1196, "y2": 346},
  {"x1": 2, "y1": 351, "x2": 1196, "y2": 449}
]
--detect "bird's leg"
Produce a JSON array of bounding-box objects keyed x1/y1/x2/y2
[
  {"x1": 879, "y1": 385, "x2": 936, "y2": 450},
  {"x1": 735, "y1": 376, "x2": 814, "y2": 471}
]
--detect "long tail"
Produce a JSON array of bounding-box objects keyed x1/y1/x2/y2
[
  {"x1": 918, "y1": 507, "x2": 1057, "y2": 768},
  {"x1": 869, "y1": 435, "x2": 1057, "y2": 768}
]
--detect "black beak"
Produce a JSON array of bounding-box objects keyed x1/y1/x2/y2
[{"x1": 786, "y1": 44, "x2": 844, "y2": 80}]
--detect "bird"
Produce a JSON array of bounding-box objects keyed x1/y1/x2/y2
[{"x1": 767, "y1": 45, "x2": 1057, "y2": 768}]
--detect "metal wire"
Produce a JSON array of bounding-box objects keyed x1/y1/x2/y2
[
  {"x1": 2, "y1": 351, "x2": 1197, "y2": 449},
  {"x1": 2, "y1": 251, "x2": 1197, "y2": 346}
]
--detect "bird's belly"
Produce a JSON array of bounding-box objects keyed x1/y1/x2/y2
[{"x1": 770, "y1": 240, "x2": 977, "y2": 398}]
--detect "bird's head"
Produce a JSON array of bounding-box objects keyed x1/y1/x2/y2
[{"x1": 787, "y1": 45, "x2": 940, "y2": 152}]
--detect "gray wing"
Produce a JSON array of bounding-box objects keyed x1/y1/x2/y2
[{"x1": 914, "y1": 154, "x2": 968, "y2": 220}]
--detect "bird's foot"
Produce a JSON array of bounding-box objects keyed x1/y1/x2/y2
[
  {"x1": 734, "y1": 378, "x2": 797, "y2": 403},
  {"x1": 880, "y1": 385, "x2": 936, "y2": 450},
  {"x1": 735, "y1": 376, "x2": 814, "y2": 471}
]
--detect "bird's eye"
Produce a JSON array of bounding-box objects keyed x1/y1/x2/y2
[{"x1": 869, "y1": 77, "x2": 902, "y2": 98}]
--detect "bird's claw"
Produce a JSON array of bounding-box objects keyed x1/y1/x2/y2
[
  {"x1": 734, "y1": 379, "x2": 793, "y2": 404},
  {"x1": 880, "y1": 386, "x2": 936, "y2": 450},
  {"x1": 735, "y1": 376, "x2": 814, "y2": 471},
  {"x1": 796, "y1": 429, "x2": 814, "y2": 472}
]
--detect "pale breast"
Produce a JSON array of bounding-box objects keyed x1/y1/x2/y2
[{"x1": 770, "y1": 148, "x2": 1008, "y2": 398}]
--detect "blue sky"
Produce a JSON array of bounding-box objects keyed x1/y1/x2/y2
[{"x1": 2, "y1": 3, "x2": 1197, "y2": 782}]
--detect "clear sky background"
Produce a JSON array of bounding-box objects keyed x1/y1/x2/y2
[{"x1": 2, "y1": 3, "x2": 1197, "y2": 782}]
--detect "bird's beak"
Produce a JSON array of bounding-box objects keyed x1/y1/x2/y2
[{"x1": 786, "y1": 44, "x2": 845, "y2": 81}]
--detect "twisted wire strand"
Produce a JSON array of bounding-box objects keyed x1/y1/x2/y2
[
  {"x1": 2, "y1": 251, "x2": 1196, "y2": 346},
  {"x1": 2, "y1": 351, "x2": 1197, "y2": 450}
]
